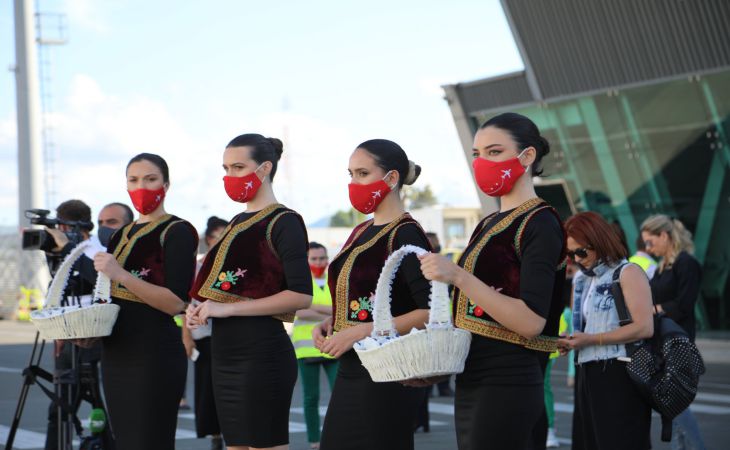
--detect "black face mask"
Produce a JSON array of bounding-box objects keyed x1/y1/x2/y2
[
  {"x1": 433, "y1": 245, "x2": 442, "y2": 254},
  {"x1": 97, "y1": 226, "x2": 116, "y2": 247}
]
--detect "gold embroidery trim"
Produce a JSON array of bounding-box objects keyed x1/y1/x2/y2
[
  {"x1": 329, "y1": 219, "x2": 373, "y2": 268},
  {"x1": 197, "y1": 203, "x2": 282, "y2": 304},
  {"x1": 333, "y1": 214, "x2": 410, "y2": 331},
  {"x1": 455, "y1": 198, "x2": 557, "y2": 352},
  {"x1": 110, "y1": 214, "x2": 173, "y2": 303},
  {"x1": 468, "y1": 320, "x2": 558, "y2": 352},
  {"x1": 266, "y1": 210, "x2": 297, "y2": 259}
]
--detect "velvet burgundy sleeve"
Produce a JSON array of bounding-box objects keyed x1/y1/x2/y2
[
  {"x1": 271, "y1": 213, "x2": 313, "y2": 296},
  {"x1": 518, "y1": 209, "x2": 564, "y2": 319},
  {"x1": 163, "y1": 222, "x2": 198, "y2": 303}
]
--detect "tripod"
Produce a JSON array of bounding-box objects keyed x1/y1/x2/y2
[{"x1": 5, "y1": 332, "x2": 114, "y2": 449}]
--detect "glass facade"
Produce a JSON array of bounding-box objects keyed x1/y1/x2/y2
[{"x1": 474, "y1": 70, "x2": 730, "y2": 330}]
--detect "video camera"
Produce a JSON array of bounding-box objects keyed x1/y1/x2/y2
[{"x1": 21, "y1": 209, "x2": 92, "y2": 252}]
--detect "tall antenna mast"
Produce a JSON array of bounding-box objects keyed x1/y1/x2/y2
[{"x1": 36, "y1": 5, "x2": 68, "y2": 208}]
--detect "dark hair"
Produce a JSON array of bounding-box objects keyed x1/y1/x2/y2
[
  {"x1": 480, "y1": 112, "x2": 550, "y2": 176},
  {"x1": 227, "y1": 133, "x2": 284, "y2": 181},
  {"x1": 356, "y1": 139, "x2": 420, "y2": 188},
  {"x1": 309, "y1": 241, "x2": 327, "y2": 256},
  {"x1": 565, "y1": 212, "x2": 628, "y2": 264},
  {"x1": 205, "y1": 216, "x2": 228, "y2": 237},
  {"x1": 126, "y1": 153, "x2": 170, "y2": 183},
  {"x1": 56, "y1": 199, "x2": 93, "y2": 231},
  {"x1": 102, "y1": 202, "x2": 134, "y2": 225}
]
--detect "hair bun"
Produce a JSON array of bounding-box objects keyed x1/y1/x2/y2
[
  {"x1": 538, "y1": 136, "x2": 551, "y2": 157},
  {"x1": 267, "y1": 137, "x2": 284, "y2": 160},
  {"x1": 404, "y1": 160, "x2": 421, "y2": 185}
]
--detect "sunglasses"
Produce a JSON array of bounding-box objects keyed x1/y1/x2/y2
[{"x1": 567, "y1": 247, "x2": 592, "y2": 260}]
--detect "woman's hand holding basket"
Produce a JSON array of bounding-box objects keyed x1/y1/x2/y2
[
  {"x1": 418, "y1": 253, "x2": 462, "y2": 284},
  {"x1": 93, "y1": 252, "x2": 127, "y2": 281}
]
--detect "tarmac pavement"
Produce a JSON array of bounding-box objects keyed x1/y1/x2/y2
[{"x1": 0, "y1": 321, "x2": 728, "y2": 450}]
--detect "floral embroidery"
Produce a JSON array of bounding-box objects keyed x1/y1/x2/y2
[
  {"x1": 213, "y1": 268, "x2": 247, "y2": 291},
  {"x1": 130, "y1": 267, "x2": 151, "y2": 279},
  {"x1": 467, "y1": 300, "x2": 485, "y2": 318},
  {"x1": 349, "y1": 295, "x2": 372, "y2": 321}
]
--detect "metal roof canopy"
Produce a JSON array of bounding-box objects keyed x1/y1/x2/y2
[{"x1": 444, "y1": 0, "x2": 730, "y2": 117}]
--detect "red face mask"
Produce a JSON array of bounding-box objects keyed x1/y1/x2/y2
[
  {"x1": 127, "y1": 187, "x2": 165, "y2": 215},
  {"x1": 472, "y1": 150, "x2": 528, "y2": 197},
  {"x1": 223, "y1": 167, "x2": 263, "y2": 203},
  {"x1": 310, "y1": 265, "x2": 327, "y2": 278},
  {"x1": 348, "y1": 173, "x2": 393, "y2": 214}
]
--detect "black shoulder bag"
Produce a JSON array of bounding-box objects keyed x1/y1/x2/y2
[{"x1": 611, "y1": 264, "x2": 705, "y2": 442}]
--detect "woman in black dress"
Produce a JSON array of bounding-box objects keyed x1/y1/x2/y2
[
  {"x1": 314, "y1": 139, "x2": 432, "y2": 450},
  {"x1": 94, "y1": 153, "x2": 198, "y2": 450},
  {"x1": 187, "y1": 133, "x2": 312, "y2": 450},
  {"x1": 641, "y1": 214, "x2": 706, "y2": 449},
  {"x1": 419, "y1": 113, "x2": 566, "y2": 450}
]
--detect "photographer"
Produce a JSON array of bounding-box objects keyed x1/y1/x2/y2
[{"x1": 44, "y1": 200, "x2": 99, "y2": 305}]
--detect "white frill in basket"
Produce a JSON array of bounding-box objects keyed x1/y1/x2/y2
[
  {"x1": 30, "y1": 241, "x2": 120, "y2": 340},
  {"x1": 354, "y1": 245, "x2": 472, "y2": 382}
]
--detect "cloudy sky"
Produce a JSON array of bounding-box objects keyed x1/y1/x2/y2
[{"x1": 1, "y1": 0, "x2": 523, "y2": 231}]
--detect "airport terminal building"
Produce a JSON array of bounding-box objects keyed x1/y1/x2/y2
[{"x1": 443, "y1": 0, "x2": 730, "y2": 329}]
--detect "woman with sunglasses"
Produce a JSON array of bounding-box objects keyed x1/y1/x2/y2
[
  {"x1": 419, "y1": 113, "x2": 567, "y2": 449},
  {"x1": 557, "y1": 211, "x2": 654, "y2": 450},
  {"x1": 187, "y1": 134, "x2": 312, "y2": 450}
]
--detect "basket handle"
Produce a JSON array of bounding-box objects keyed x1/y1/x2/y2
[
  {"x1": 44, "y1": 242, "x2": 112, "y2": 308},
  {"x1": 370, "y1": 245, "x2": 452, "y2": 338}
]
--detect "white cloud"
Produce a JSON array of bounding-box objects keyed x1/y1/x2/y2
[
  {"x1": 0, "y1": 74, "x2": 361, "y2": 230},
  {"x1": 0, "y1": 73, "x2": 480, "y2": 232}
]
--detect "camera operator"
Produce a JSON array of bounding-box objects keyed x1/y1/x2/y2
[{"x1": 44, "y1": 200, "x2": 132, "y2": 450}]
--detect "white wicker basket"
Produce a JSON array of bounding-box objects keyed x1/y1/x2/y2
[
  {"x1": 30, "y1": 241, "x2": 120, "y2": 340},
  {"x1": 354, "y1": 245, "x2": 472, "y2": 382}
]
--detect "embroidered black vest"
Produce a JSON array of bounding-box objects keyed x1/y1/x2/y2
[
  {"x1": 110, "y1": 214, "x2": 196, "y2": 303},
  {"x1": 453, "y1": 198, "x2": 567, "y2": 352},
  {"x1": 328, "y1": 213, "x2": 429, "y2": 332},
  {"x1": 190, "y1": 203, "x2": 305, "y2": 323}
]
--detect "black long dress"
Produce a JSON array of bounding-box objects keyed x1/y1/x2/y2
[
  {"x1": 320, "y1": 222, "x2": 432, "y2": 450},
  {"x1": 102, "y1": 219, "x2": 197, "y2": 450},
  {"x1": 207, "y1": 210, "x2": 311, "y2": 447}
]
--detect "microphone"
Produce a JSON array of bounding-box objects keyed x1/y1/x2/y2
[{"x1": 88, "y1": 408, "x2": 106, "y2": 434}]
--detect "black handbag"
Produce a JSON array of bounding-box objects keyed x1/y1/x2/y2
[{"x1": 611, "y1": 264, "x2": 706, "y2": 442}]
